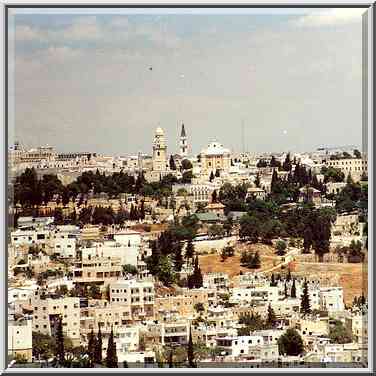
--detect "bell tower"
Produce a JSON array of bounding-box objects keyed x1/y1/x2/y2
[
  {"x1": 179, "y1": 123, "x2": 188, "y2": 157},
  {"x1": 152, "y1": 127, "x2": 167, "y2": 171}
]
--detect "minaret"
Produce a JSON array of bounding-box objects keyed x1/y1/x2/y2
[
  {"x1": 179, "y1": 123, "x2": 188, "y2": 157},
  {"x1": 152, "y1": 127, "x2": 167, "y2": 172}
]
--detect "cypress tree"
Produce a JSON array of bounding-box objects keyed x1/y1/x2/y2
[
  {"x1": 300, "y1": 279, "x2": 311, "y2": 316},
  {"x1": 169, "y1": 155, "x2": 177, "y2": 171},
  {"x1": 284, "y1": 281, "x2": 288, "y2": 299},
  {"x1": 251, "y1": 251, "x2": 261, "y2": 269},
  {"x1": 168, "y1": 349, "x2": 173, "y2": 368},
  {"x1": 185, "y1": 239, "x2": 195, "y2": 261},
  {"x1": 187, "y1": 326, "x2": 196, "y2": 368},
  {"x1": 55, "y1": 315, "x2": 65, "y2": 365},
  {"x1": 174, "y1": 241, "x2": 184, "y2": 272},
  {"x1": 254, "y1": 173, "x2": 261, "y2": 188},
  {"x1": 94, "y1": 324, "x2": 102, "y2": 364},
  {"x1": 209, "y1": 171, "x2": 215, "y2": 182},
  {"x1": 287, "y1": 269, "x2": 292, "y2": 282},
  {"x1": 140, "y1": 200, "x2": 145, "y2": 220},
  {"x1": 266, "y1": 304, "x2": 277, "y2": 329},
  {"x1": 270, "y1": 273, "x2": 276, "y2": 287},
  {"x1": 291, "y1": 278, "x2": 297, "y2": 298},
  {"x1": 194, "y1": 256, "x2": 203, "y2": 288},
  {"x1": 271, "y1": 169, "x2": 279, "y2": 193},
  {"x1": 106, "y1": 326, "x2": 118, "y2": 368},
  {"x1": 88, "y1": 329, "x2": 96, "y2": 367}
]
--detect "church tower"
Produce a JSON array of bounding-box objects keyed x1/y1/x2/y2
[
  {"x1": 179, "y1": 123, "x2": 188, "y2": 157},
  {"x1": 152, "y1": 127, "x2": 167, "y2": 172}
]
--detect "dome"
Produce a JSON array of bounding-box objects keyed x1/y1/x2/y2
[
  {"x1": 155, "y1": 127, "x2": 164, "y2": 136},
  {"x1": 201, "y1": 141, "x2": 231, "y2": 156}
]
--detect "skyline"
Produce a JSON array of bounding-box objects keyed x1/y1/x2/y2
[{"x1": 9, "y1": 8, "x2": 365, "y2": 155}]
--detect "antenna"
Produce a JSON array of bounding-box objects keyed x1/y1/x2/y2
[{"x1": 241, "y1": 120, "x2": 245, "y2": 154}]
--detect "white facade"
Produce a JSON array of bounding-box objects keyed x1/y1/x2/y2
[
  {"x1": 8, "y1": 319, "x2": 33, "y2": 361},
  {"x1": 11, "y1": 229, "x2": 50, "y2": 246},
  {"x1": 53, "y1": 237, "x2": 76, "y2": 258},
  {"x1": 81, "y1": 240, "x2": 139, "y2": 267}
]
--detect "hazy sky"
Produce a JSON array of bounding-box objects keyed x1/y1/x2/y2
[{"x1": 8, "y1": 8, "x2": 366, "y2": 156}]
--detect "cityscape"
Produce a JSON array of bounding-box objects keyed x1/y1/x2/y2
[
  {"x1": 7, "y1": 7, "x2": 368, "y2": 370},
  {"x1": 8, "y1": 125, "x2": 368, "y2": 368}
]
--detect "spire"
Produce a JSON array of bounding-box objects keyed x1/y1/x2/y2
[{"x1": 181, "y1": 123, "x2": 186, "y2": 138}]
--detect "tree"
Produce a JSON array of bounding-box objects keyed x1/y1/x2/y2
[
  {"x1": 303, "y1": 226, "x2": 313, "y2": 253},
  {"x1": 106, "y1": 327, "x2": 118, "y2": 368},
  {"x1": 209, "y1": 171, "x2": 215, "y2": 182},
  {"x1": 185, "y1": 239, "x2": 195, "y2": 261},
  {"x1": 266, "y1": 304, "x2": 277, "y2": 329},
  {"x1": 169, "y1": 155, "x2": 177, "y2": 170},
  {"x1": 254, "y1": 173, "x2": 261, "y2": 188},
  {"x1": 211, "y1": 190, "x2": 218, "y2": 203},
  {"x1": 220, "y1": 244, "x2": 234, "y2": 262},
  {"x1": 284, "y1": 281, "x2": 288, "y2": 299},
  {"x1": 277, "y1": 328, "x2": 304, "y2": 356},
  {"x1": 275, "y1": 240, "x2": 287, "y2": 256},
  {"x1": 223, "y1": 217, "x2": 233, "y2": 236},
  {"x1": 188, "y1": 256, "x2": 203, "y2": 289},
  {"x1": 329, "y1": 320, "x2": 353, "y2": 344},
  {"x1": 194, "y1": 302, "x2": 205, "y2": 314},
  {"x1": 239, "y1": 214, "x2": 260, "y2": 243},
  {"x1": 174, "y1": 241, "x2": 184, "y2": 272},
  {"x1": 249, "y1": 250, "x2": 261, "y2": 269},
  {"x1": 291, "y1": 278, "x2": 297, "y2": 298},
  {"x1": 88, "y1": 329, "x2": 96, "y2": 367},
  {"x1": 32, "y1": 332, "x2": 56, "y2": 361},
  {"x1": 122, "y1": 264, "x2": 138, "y2": 276},
  {"x1": 181, "y1": 170, "x2": 194, "y2": 184},
  {"x1": 55, "y1": 316, "x2": 65, "y2": 365},
  {"x1": 282, "y1": 153, "x2": 292, "y2": 172},
  {"x1": 94, "y1": 324, "x2": 102, "y2": 364},
  {"x1": 181, "y1": 159, "x2": 193, "y2": 170},
  {"x1": 215, "y1": 169, "x2": 220, "y2": 178},
  {"x1": 300, "y1": 279, "x2": 311, "y2": 316},
  {"x1": 158, "y1": 256, "x2": 176, "y2": 286},
  {"x1": 187, "y1": 326, "x2": 196, "y2": 368},
  {"x1": 270, "y1": 273, "x2": 276, "y2": 287},
  {"x1": 321, "y1": 166, "x2": 345, "y2": 183},
  {"x1": 353, "y1": 149, "x2": 362, "y2": 158}
]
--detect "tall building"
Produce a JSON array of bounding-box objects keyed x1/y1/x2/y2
[
  {"x1": 152, "y1": 127, "x2": 168, "y2": 172},
  {"x1": 180, "y1": 123, "x2": 188, "y2": 157}
]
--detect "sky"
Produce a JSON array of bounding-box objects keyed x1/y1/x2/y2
[{"x1": 8, "y1": 7, "x2": 367, "y2": 156}]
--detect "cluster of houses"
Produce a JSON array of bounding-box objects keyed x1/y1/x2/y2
[
  {"x1": 8, "y1": 129, "x2": 368, "y2": 367},
  {"x1": 8, "y1": 214, "x2": 367, "y2": 367}
]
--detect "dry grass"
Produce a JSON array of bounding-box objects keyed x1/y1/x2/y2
[
  {"x1": 199, "y1": 243, "x2": 279, "y2": 278},
  {"x1": 292, "y1": 261, "x2": 367, "y2": 306},
  {"x1": 198, "y1": 241, "x2": 367, "y2": 306}
]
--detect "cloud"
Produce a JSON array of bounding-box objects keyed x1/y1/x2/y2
[
  {"x1": 60, "y1": 16, "x2": 103, "y2": 41},
  {"x1": 15, "y1": 24, "x2": 45, "y2": 42},
  {"x1": 292, "y1": 8, "x2": 365, "y2": 27}
]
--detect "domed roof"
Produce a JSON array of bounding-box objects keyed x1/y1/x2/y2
[
  {"x1": 201, "y1": 141, "x2": 231, "y2": 156},
  {"x1": 155, "y1": 127, "x2": 164, "y2": 136}
]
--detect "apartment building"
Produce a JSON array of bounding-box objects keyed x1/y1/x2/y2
[
  {"x1": 31, "y1": 289, "x2": 80, "y2": 344},
  {"x1": 8, "y1": 318, "x2": 33, "y2": 362},
  {"x1": 109, "y1": 279, "x2": 155, "y2": 320},
  {"x1": 326, "y1": 158, "x2": 367, "y2": 182},
  {"x1": 73, "y1": 256, "x2": 122, "y2": 286}
]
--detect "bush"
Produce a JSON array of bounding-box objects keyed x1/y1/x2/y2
[
  {"x1": 275, "y1": 240, "x2": 287, "y2": 256},
  {"x1": 278, "y1": 328, "x2": 304, "y2": 356}
]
